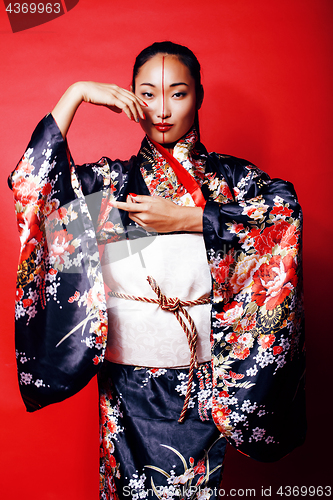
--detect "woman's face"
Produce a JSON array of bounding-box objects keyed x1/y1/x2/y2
[{"x1": 134, "y1": 54, "x2": 197, "y2": 147}]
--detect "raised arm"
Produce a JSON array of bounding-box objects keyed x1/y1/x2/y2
[{"x1": 51, "y1": 81, "x2": 147, "y2": 138}]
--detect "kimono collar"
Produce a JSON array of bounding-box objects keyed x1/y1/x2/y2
[{"x1": 138, "y1": 127, "x2": 207, "y2": 207}]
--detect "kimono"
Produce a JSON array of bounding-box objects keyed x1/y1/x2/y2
[{"x1": 9, "y1": 114, "x2": 306, "y2": 498}]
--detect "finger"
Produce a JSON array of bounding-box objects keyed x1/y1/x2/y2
[
  {"x1": 127, "y1": 194, "x2": 153, "y2": 203},
  {"x1": 114, "y1": 88, "x2": 146, "y2": 121},
  {"x1": 120, "y1": 87, "x2": 148, "y2": 111},
  {"x1": 112, "y1": 200, "x2": 147, "y2": 213}
]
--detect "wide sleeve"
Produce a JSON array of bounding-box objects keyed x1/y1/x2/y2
[
  {"x1": 8, "y1": 114, "x2": 108, "y2": 411},
  {"x1": 203, "y1": 153, "x2": 306, "y2": 462}
]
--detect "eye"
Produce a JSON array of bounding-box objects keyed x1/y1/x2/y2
[
  {"x1": 172, "y1": 92, "x2": 187, "y2": 98},
  {"x1": 141, "y1": 92, "x2": 154, "y2": 98}
]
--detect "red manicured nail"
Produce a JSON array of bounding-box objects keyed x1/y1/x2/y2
[
  {"x1": 129, "y1": 193, "x2": 137, "y2": 197},
  {"x1": 142, "y1": 101, "x2": 148, "y2": 107}
]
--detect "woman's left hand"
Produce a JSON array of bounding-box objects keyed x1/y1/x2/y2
[{"x1": 111, "y1": 194, "x2": 203, "y2": 233}]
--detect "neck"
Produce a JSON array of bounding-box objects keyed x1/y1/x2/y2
[{"x1": 162, "y1": 142, "x2": 177, "y2": 153}]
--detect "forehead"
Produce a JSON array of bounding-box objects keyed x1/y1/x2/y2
[{"x1": 135, "y1": 54, "x2": 194, "y2": 86}]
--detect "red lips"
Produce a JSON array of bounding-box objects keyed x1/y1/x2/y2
[{"x1": 154, "y1": 123, "x2": 173, "y2": 132}]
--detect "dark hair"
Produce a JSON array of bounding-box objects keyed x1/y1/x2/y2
[{"x1": 132, "y1": 41, "x2": 203, "y2": 139}]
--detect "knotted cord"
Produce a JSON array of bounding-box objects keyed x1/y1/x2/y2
[{"x1": 108, "y1": 276, "x2": 210, "y2": 422}]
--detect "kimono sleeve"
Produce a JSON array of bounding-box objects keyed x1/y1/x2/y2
[
  {"x1": 203, "y1": 154, "x2": 306, "y2": 461},
  {"x1": 8, "y1": 114, "x2": 108, "y2": 411}
]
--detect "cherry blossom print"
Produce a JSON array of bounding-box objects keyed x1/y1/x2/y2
[{"x1": 252, "y1": 254, "x2": 298, "y2": 310}]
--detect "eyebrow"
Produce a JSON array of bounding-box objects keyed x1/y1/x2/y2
[{"x1": 139, "y1": 82, "x2": 189, "y2": 87}]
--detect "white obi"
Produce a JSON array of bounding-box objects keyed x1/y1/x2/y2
[{"x1": 101, "y1": 233, "x2": 212, "y2": 368}]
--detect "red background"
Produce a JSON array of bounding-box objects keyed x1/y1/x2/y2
[{"x1": 0, "y1": 1, "x2": 332, "y2": 498}]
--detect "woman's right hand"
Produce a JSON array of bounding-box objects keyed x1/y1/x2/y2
[{"x1": 51, "y1": 81, "x2": 147, "y2": 138}]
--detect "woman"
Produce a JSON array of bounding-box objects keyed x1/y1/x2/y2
[{"x1": 9, "y1": 42, "x2": 306, "y2": 499}]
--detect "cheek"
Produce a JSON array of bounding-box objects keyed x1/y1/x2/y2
[{"x1": 179, "y1": 102, "x2": 196, "y2": 127}]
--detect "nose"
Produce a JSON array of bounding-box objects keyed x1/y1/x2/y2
[{"x1": 156, "y1": 96, "x2": 171, "y2": 120}]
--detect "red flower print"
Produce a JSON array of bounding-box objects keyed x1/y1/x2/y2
[
  {"x1": 220, "y1": 182, "x2": 233, "y2": 200},
  {"x1": 229, "y1": 371, "x2": 244, "y2": 380},
  {"x1": 259, "y1": 334, "x2": 276, "y2": 350},
  {"x1": 107, "y1": 421, "x2": 117, "y2": 433},
  {"x1": 253, "y1": 221, "x2": 298, "y2": 256},
  {"x1": 231, "y1": 223, "x2": 244, "y2": 234},
  {"x1": 216, "y1": 301, "x2": 244, "y2": 326},
  {"x1": 17, "y1": 157, "x2": 33, "y2": 175},
  {"x1": 15, "y1": 288, "x2": 24, "y2": 303},
  {"x1": 271, "y1": 205, "x2": 293, "y2": 218},
  {"x1": 18, "y1": 213, "x2": 43, "y2": 263},
  {"x1": 46, "y1": 229, "x2": 75, "y2": 262},
  {"x1": 273, "y1": 345, "x2": 283, "y2": 355},
  {"x1": 103, "y1": 221, "x2": 115, "y2": 231},
  {"x1": 41, "y1": 183, "x2": 52, "y2": 196},
  {"x1": 212, "y1": 252, "x2": 234, "y2": 284},
  {"x1": 22, "y1": 298, "x2": 33, "y2": 308},
  {"x1": 212, "y1": 405, "x2": 231, "y2": 422},
  {"x1": 196, "y1": 475, "x2": 205, "y2": 486},
  {"x1": 235, "y1": 312, "x2": 257, "y2": 332},
  {"x1": 225, "y1": 331, "x2": 238, "y2": 344},
  {"x1": 13, "y1": 177, "x2": 40, "y2": 205},
  {"x1": 193, "y1": 458, "x2": 205, "y2": 475},
  {"x1": 232, "y1": 346, "x2": 250, "y2": 360},
  {"x1": 49, "y1": 268, "x2": 58, "y2": 276},
  {"x1": 93, "y1": 355, "x2": 100, "y2": 365},
  {"x1": 109, "y1": 455, "x2": 117, "y2": 468},
  {"x1": 68, "y1": 290, "x2": 80, "y2": 303},
  {"x1": 252, "y1": 254, "x2": 297, "y2": 310},
  {"x1": 230, "y1": 254, "x2": 261, "y2": 294},
  {"x1": 279, "y1": 223, "x2": 298, "y2": 249},
  {"x1": 59, "y1": 206, "x2": 68, "y2": 216}
]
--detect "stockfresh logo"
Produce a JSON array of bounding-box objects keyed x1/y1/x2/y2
[{"x1": 3, "y1": 0, "x2": 79, "y2": 33}]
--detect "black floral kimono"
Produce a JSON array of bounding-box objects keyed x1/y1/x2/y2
[{"x1": 9, "y1": 114, "x2": 306, "y2": 499}]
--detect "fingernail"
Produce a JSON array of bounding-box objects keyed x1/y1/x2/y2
[
  {"x1": 142, "y1": 101, "x2": 148, "y2": 107},
  {"x1": 129, "y1": 193, "x2": 137, "y2": 197}
]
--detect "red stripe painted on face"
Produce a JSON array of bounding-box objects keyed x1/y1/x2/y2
[{"x1": 162, "y1": 55, "x2": 165, "y2": 143}]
